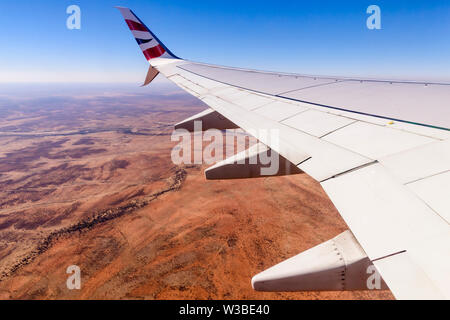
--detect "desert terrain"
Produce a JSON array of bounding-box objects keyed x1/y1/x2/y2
[{"x1": 0, "y1": 82, "x2": 393, "y2": 299}]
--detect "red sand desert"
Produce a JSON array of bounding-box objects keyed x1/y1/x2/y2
[{"x1": 0, "y1": 84, "x2": 393, "y2": 299}]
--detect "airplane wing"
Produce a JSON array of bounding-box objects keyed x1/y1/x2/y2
[{"x1": 117, "y1": 7, "x2": 450, "y2": 300}]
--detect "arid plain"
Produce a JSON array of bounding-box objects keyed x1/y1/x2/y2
[{"x1": 0, "y1": 82, "x2": 393, "y2": 299}]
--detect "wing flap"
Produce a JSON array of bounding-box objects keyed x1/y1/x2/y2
[
  {"x1": 321, "y1": 163, "x2": 450, "y2": 299},
  {"x1": 254, "y1": 101, "x2": 308, "y2": 122},
  {"x1": 321, "y1": 163, "x2": 448, "y2": 259},
  {"x1": 374, "y1": 251, "x2": 447, "y2": 300},
  {"x1": 281, "y1": 109, "x2": 356, "y2": 138},
  {"x1": 323, "y1": 121, "x2": 435, "y2": 159},
  {"x1": 408, "y1": 171, "x2": 450, "y2": 223},
  {"x1": 379, "y1": 139, "x2": 450, "y2": 184}
]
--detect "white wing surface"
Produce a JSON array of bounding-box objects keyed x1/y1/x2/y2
[{"x1": 118, "y1": 8, "x2": 450, "y2": 299}]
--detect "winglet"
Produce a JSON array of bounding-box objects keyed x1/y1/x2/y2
[
  {"x1": 141, "y1": 65, "x2": 159, "y2": 87},
  {"x1": 116, "y1": 7, "x2": 179, "y2": 61}
]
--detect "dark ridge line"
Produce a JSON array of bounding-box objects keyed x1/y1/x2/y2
[
  {"x1": 0, "y1": 128, "x2": 171, "y2": 139},
  {"x1": 0, "y1": 168, "x2": 188, "y2": 282}
]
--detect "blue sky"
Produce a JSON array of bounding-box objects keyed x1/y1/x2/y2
[{"x1": 0, "y1": 0, "x2": 449, "y2": 83}]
